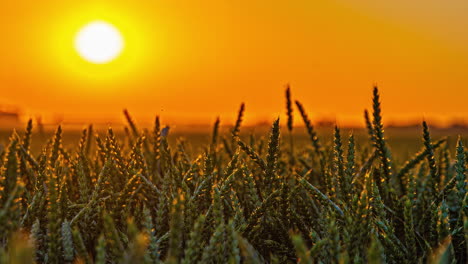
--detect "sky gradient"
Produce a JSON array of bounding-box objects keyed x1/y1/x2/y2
[{"x1": 1, "y1": 0, "x2": 468, "y2": 126}]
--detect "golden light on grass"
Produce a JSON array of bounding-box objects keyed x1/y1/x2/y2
[{"x1": 75, "y1": 21, "x2": 124, "y2": 64}]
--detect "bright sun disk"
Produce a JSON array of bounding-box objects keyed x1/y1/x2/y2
[{"x1": 75, "y1": 21, "x2": 124, "y2": 64}]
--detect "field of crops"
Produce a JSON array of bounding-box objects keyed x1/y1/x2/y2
[{"x1": 0, "y1": 87, "x2": 466, "y2": 263}]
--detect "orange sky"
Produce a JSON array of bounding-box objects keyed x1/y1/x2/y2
[{"x1": 1, "y1": 0, "x2": 468, "y2": 126}]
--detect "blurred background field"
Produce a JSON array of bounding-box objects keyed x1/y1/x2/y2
[{"x1": 2, "y1": 124, "x2": 467, "y2": 162}]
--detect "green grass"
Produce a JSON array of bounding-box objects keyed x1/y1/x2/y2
[{"x1": 0, "y1": 87, "x2": 467, "y2": 263}]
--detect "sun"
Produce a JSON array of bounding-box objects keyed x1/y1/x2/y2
[{"x1": 74, "y1": 21, "x2": 124, "y2": 64}]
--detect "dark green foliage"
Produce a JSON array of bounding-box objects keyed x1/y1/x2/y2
[
  {"x1": 0, "y1": 135, "x2": 23, "y2": 241},
  {"x1": 295, "y1": 100, "x2": 322, "y2": 155},
  {"x1": 333, "y1": 126, "x2": 345, "y2": 199},
  {"x1": 285, "y1": 85, "x2": 293, "y2": 132},
  {"x1": 397, "y1": 138, "x2": 446, "y2": 183},
  {"x1": 212, "y1": 117, "x2": 220, "y2": 147},
  {"x1": 265, "y1": 118, "x2": 280, "y2": 191},
  {"x1": 371, "y1": 87, "x2": 395, "y2": 195},
  {"x1": 232, "y1": 103, "x2": 245, "y2": 139},
  {"x1": 450, "y1": 138, "x2": 467, "y2": 262},
  {"x1": 61, "y1": 220, "x2": 74, "y2": 262},
  {"x1": 422, "y1": 121, "x2": 439, "y2": 196},
  {"x1": 95, "y1": 235, "x2": 106, "y2": 264},
  {"x1": 364, "y1": 109, "x2": 375, "y2": 142},
  {"x1": 285, "y1": 85, "x2": 295, "y2": 165},
  {"x1": 0, "y1": 88, "x2": 466, "y2": 264},
  {"x1": 71, "y1": 227, "x2": 91, "y2": 264}
]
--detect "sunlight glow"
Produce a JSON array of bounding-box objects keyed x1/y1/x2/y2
[{"x1": 75, "y1": 21, "x2": 124, "y2": 64}]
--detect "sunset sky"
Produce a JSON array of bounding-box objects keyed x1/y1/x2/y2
[{"x1": 1, "y1": 0, "x2": 468, "y2": 126}]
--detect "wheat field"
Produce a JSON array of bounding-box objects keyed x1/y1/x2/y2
[{"x1": 0, "y1": 87, "x2": 466, "y2": 263}]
